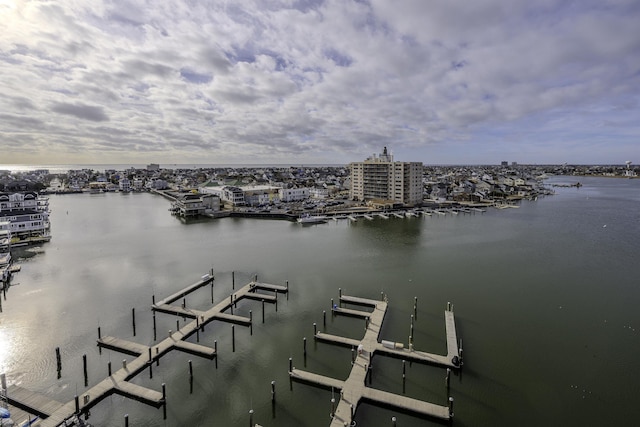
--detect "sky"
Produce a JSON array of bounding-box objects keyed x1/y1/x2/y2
[{"x1": 1, "y1": 0, "x2": 639, "y2": 166}]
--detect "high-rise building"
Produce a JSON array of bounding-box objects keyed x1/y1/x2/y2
[{"x1": 349, "y1": 147, "x2": 423, "y2": 206}]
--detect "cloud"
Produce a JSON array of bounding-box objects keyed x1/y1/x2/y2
[
  {"x1": 51, "y1": 102, "x2": 110, "y2": 122},
  {"x1": 0, "y1": 0, "x2": 638, "y2": 164}
]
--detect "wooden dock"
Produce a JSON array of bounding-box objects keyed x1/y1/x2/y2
[
  {"x1": 292, "y1": 293, "x2": 461, "y2": 426},
  {"x1": 11, "y1": 274, "x2": 289, "y2": 427},
  {"x1": 4, "y1": 385, "x2": 64, "y2": 419}
]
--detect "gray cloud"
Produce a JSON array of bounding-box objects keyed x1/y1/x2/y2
[
  {"x1": 0, "y1": 0, "x2": 638, "y2": 164},
  {"x1": 51, "y1": 102, "x2": 110, "y2": 122}
]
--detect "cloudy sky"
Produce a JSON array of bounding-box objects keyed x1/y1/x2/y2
[{"x1": 1, "y1": 0, "x2": 638, "y2": 166}]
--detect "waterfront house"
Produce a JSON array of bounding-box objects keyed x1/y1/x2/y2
[{"x1": 0, "y1": 192, "x2": 51, "y2": 245}]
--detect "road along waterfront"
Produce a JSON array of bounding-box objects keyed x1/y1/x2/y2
[{"x1": 1, "y1": 176, "x2": 639, "y2": 426}]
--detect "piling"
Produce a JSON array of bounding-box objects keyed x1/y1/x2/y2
[
  {"x1": 214, "y1": 341, "x2": 218, "y2": 369},
  {"x1": 232, "y1": 271, "x2": 235, "y2": 289},
  {"x1": 288, "y1": 357, "x2": 292, "y2": 373},
  {"x1": 176, "y1": 319, "x2": 180, "y2": 332},
  {"x1": 249, "y1": 310, "x2": 253, "y2": 335},
  {"x1": 271, "y1": 380, "x2": 276, "y2": 402},
  {"x1": 55, "y1": 347, "x2": 62, "y2": 373},
  {"x1": 156, "y1": 347, "x2": 160, "y2": 366},
  {"x1": 124, "y1": 414, "x2": 129, "y2": 427},
  {"x1": 448, "y1": 396, "x2": 454, "y2": 417},
  {"x1": 153, "y1": 313, "x2": 157, "y2": 341},
  {"x1": 313, "y1": 322, "x2": 317, "y2": 335},
  {"x1": 351, "y1": 347, "x2": 355, "y2": 364},
  {"x1": 350, "y1": 403, "x2": 354, "y2": 420},
  {"x1": 108, "y1": 361, "x2": 112, "y2": 376},
  {"x1": 286, "y1": 280, "x2": 289, "y2": 300},
  {"x1": 392, "y1": 416, "x2": 397, "y2": 426},
  {"x1": 232, "y1": 325, "x2": 236, "y2": 352},
  {"x1": 339, "y1": 288, "x2": 342, "y2": 298},
  {"x1": 152, "y1": 294, "x2": 155, "y2": 304},
  {"x1": 74, "y1": 395, "x2": 79, "y2": 414},
  {"x1": 331, "y1": 397, "x2": 336, "y2": 418},
  {"x1": 83, "y1": 354, "x2": 88, "y2": 387},
  {"x1": 196, "y1": 318, "x2": 200, "y2": 342},
  {"x1": 402, "y1": 360, "x2": 406, "y2": 379},
  {"x1": 162, "y1": 383, "x2": 167, "y2": 419},
  {"x1": 446, "y1": 368, "x2": 451, "y2": 389},
  {"x1": 122, "y1": 359, "x2": 127, "y2": 369},
  {"x1": 303, "y1": 337, "x2": 307, "y2": 356},
  {"x1": 275, "y1": 292, "x2": 278, "y2": 312},
  {"x1": 98, "y1": 327, "x2": 101, "y2": 339},
  {"x1": 249, "y1": 409, "x2": 254, "y2": 427},
  {"x1": 211, "y1": 276, "x2": 214, "y2": 303},
  {"x1": 188, "y1": 360, "x2": 193, "y2": 381},
  {"x1": 262, "y1": 299, "x2": 265, "y2": 323},
  {"x1": 132, "y1": 308, "x2": 136, "y2": 337}
]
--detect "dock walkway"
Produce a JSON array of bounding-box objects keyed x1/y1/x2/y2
[
  {"x1": 291, "y1": 293, "x2": 460, "y2": 426},
  {"x1": 17, "y1": 275, "x2": 288, "y2": 427}
]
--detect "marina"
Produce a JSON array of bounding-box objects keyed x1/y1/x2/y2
[
  {"x1": 1, "y1": 177, "x2": 639, "y2": 426},
  {"x1": 290, "y1": 292, "x2": 460, "y2": 425},
  {"x1": 1, "y1": 274, "x2": 289, "y2": 427}
]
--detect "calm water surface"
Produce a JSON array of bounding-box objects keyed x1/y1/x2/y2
[{"x1": 1, "y1": 177, "x2": 639, "y2": 426}]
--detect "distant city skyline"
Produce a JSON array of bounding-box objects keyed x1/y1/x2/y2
[{"x1": 1, "y1": 1, "x2": 638, "y2": 165}]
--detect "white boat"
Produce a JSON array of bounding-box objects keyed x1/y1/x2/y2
[{"x1": 297, "y1": 214, "x2": 328, "y2": 224}]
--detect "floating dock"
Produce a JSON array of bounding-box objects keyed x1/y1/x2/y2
[
  {"x1": 5, "y1": 273, "x2": 288, "y2": 427},
  {"x1": 290, "y1": 293, "x2": 461, "y2": 426}
]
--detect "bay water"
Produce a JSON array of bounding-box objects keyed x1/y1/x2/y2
[{"x1": 1, "y1": 176, "x2": 639, "y2": 426}]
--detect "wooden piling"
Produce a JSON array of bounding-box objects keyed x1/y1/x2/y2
[
  {"x1": 83, "y1": 354, "x2": 88, "y2": 387},
  {"x1": 232, "y1": 325, "x2": 235, "y2": 352},
  {"x1": 74, "y1": 395, "x2": 79, "y2": 415},
  {"x1": 153, "y1": 313, "x2": 157, "y2": 341},
  {"x1": 132, "y1": 308, "x2": 136, "y2": 337},
  {"x1": 55, "y1": 347, "x2": 61, "y2": 373},
  {"x1": 214, "y1": 341, "x2": 218, "y2": 369},
  {"x1": 162, "y1": 383, "x2": 166, "y2": 420},
  {"x1": 232, "y1": 271, "x2": 235, "y2": 289},
  {"x1": 448, "y1": 397, "x2": 454, "y2": 416},
  {"x1": 124, "y1": 414, "x2": 129, "y2": 427},
  {"x1": 303, "y1": 337, "x2": 307, "y2": 355},
  {"x1": 446, "y1": 368, "x2": 451, "y2": 389},
  {"x1": 271, "y1": 380, "x2": 276, "y2": 402},
  {"x1": 313, "y1": 322, "x2": 317, "y2": 335},
  {"x1": 108, "y1": 361, "x2": 111, "y2": 376},
  {"x1": 250, "y1": 310, "x2": 253, "y2": 335},
  {"x1": 188, "y1": 360, "x2": 193, "y2": 380}
]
